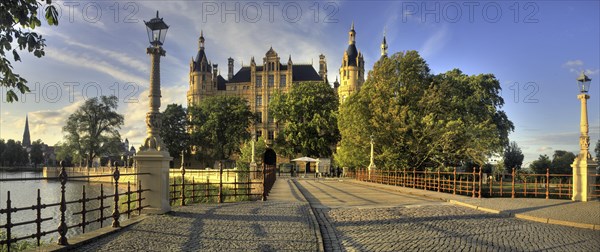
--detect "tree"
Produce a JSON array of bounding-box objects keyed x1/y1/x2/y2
[
  {"x1": 0, "y1": 139, "x2": 5, "y2": 166},
  {"x1": 0, "y1": 139, "x2": 28, "y2": 166},
  {"x1": 29, "y1": 139, "x2": 44, "y2": 167},
  {"x1": 160, "y1": 104, "x2": 188, "y2": 165},
  {"x1": 595, "y1": 139, "x2": 600, "y2": 161},
  {"x1": 336, "y1": 51, "x2": 513, "y2": 170},
  {"x1": 270, "y1": 81, "x2": 340, "y2": 157},
  {"x1": 1, "y1": 0, "x2": 59, "y2": 102},
  {"x1": 62, "y1": 96, "x2": 124, "y2": 167},
  {"x1": 529, "y1": 154, "x2": 551, "y2": 174},
  {"x1": 188, "y1": 96, "x2": 253, "y2": 163},
  {"x1": 551, "y1": 150, "x2": 576, "y2": 174},
  {"x1": 237, "y1": 136, "x2": 267, "y2": 171},
  {"x1": 503, "y1": 141, "x2": 524, "y2": 170}
]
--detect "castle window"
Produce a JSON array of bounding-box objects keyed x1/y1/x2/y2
[
  {"x1": 268, "y1": 114, "x2": 274, "y2": 123},
  {"x1": 202, "y1": 84, "x2": 205, "y2": 90},
  {"x1": 255, "y1": 95, "x2": 262, "y2": 107},
  {"x1": 256, "y1": 76, "x2": 262, "y2": 88},
  {"x1": 268, "y1": 75, "x2": 274, "y2": 87},
  {"x1": 256, "y1": 112, "x2": 262, "y2": 123},
  {"x1": 256, "y1": 130, "x2": 262, "y2": 140},
  {"x1": 202, "y1": 75, "x2": 206, "y2": 81},
  {"x1": 267, "y1": 130, "x2": 274, "y2": 141},
  {"x1": 280, "y1": 75, "x2": 286, "y2": 87}
]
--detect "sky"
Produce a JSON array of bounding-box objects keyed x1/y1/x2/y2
[{"x1": 0, "y1": 0, "x2": 598, "y2": 166}]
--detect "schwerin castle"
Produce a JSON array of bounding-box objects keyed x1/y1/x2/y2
[{"x1": 186, "y1": 23, "x2": 388, "y2": 162}]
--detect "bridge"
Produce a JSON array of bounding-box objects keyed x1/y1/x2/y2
[{"x1": 37, "y1": 176, "x2": 599, "y2": 251}]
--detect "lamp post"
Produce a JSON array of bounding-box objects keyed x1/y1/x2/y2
[
  {"x1": 133, "y1": 11, "x2": 172, "y2": 214},
  {"x1": 571, "y1": 72, "x2": 597, "y2": 202},
  {"x1": 368, "y1": 135, "x2": 376, "y2": 179},
  {"x1": 250, "y1": 133, "x2": 257, "y2": 179},
  {"x1": 141, "y1": 11, "x2": 169, "y2": 151}
]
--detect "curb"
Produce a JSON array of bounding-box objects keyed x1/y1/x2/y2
[
  {"x1": 346, "y1": 179, "x2": 600, "y2": 231},
  {"x1": 27, "y1": 215, "x2": 147, "y2": 252},
  {"x1": 289, "y1": 179, "x2": 326, "y2": 252}
]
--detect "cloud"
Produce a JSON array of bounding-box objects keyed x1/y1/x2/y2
[
  {"x1": 563, "y1": 60, "x2": 583, "y2": 67},
  {"x1": 536, "y1": 146, "x2": 553, "y2": 152},
  {"x1": 45, "y1": 47, "x2": 147, "y2": 85},
  {"x1": 419, "y1": 26, "x2": 448, "y2": 58}
]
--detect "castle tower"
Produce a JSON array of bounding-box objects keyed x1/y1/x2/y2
[
  {"x1": 319, "y1": 54, "x2": 327, "y2": 82},
  {"x1": 338, "y1": 22, "x2": 365, "y2": 103},
  {"x1": 228, "y1": 57, "x2": 234, "y2": 80},
  {"x1": 22, "y1": 115, "x2": 31, "y2": 147},
  {"x1": 187, "y1": 30, "x2": 215, "y2": 107}
]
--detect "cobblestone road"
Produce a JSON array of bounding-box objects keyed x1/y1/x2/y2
[
  {"x1": 72, "y1": 201, "x2": 319, "y2": 251},
  {"x1": 296, "y1": 179, "x2": 600, "y2": 252}
]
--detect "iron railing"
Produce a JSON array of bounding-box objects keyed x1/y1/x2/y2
[
  {"x1": 169, "y1": 164, "x2": 277, "y2": 206},
  {"x1": 0, "y1": 162, "x2": 149, "y2": 251},
  {"x1": 353, "y1": 168, "x2": 600, "y2": 200}
]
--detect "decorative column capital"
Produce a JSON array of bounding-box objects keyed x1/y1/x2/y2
[{"x1": 147, "y1": 46, "x2": 166, "y2": 56}]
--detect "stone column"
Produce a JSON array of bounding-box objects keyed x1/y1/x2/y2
[
  {"x1": 134, "y1": 45, "x2": 172, "y2": 214},
  {"x1": 250, "y1": 134, "x2": 257, "y2": 179},
  {"x1": 368, "y1": 136, "x2": 376, "y2": 180},
  {"x1": 571, "y1": 93, "x2": 597, "y2": 202}
]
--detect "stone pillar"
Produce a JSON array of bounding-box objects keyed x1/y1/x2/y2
[
  {"x1": 135, "y1": 150, "x2": 171, "y2": 213},
  {"x1": 250, "y1": 135, "x2": 257, "y2": 179},
  {"x1": 571, "y1": 93, "x2": 597, "y2": 202},
  {"x1": 134, "y1": 44, "x2": 172, "y2": 214}
]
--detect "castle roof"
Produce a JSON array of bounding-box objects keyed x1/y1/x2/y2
[
  {"x1": 228, "y1": 64, "x2": 321, "y2": 83},
  {"x1": 346, "y1": 44, "x2": 359, "y2": 66}
]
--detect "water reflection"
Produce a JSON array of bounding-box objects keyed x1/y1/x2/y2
[{"x1": 0, "y1": 171, "x2": 128, "y2": 242}]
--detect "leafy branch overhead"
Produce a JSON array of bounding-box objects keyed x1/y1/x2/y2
[{"x1": 0, "y1": 0, "x2": 59, "y2": 102}]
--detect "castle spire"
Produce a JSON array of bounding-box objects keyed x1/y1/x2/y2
[
  {"x1": 349, "y1": 22, "x2": 356, "y2": 45},
  {"x1": 22, "y1": 115, "x2": 31, "y2": 147},
  {"x1": 199, "y1": 30, "x2": 205, "y2": 49},
  {"x1": 381, "y1": 32, "x2": 388, "y2": 57}
]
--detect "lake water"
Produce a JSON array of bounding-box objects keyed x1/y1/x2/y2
[{"x1": 0, "y1": 170, "x2": 128, "y2": 242}]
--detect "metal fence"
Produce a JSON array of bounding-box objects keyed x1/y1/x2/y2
[
  {"x1": 169, "y1": 164, "x2": 277, "y2": 206},
  {"x1": 350, "y1": 168, "x2": 600, "y2": 200},
  {"x1": 0, "y1": 162, "x2": 149, "y2": 251}
]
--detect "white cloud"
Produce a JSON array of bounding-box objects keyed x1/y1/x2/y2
[
  {"x1": 419, "y1": 26, "x2": 448, "y2": 58},
  {"x1": 563, "y1": 59, "x2": 583, "y2": 67}
]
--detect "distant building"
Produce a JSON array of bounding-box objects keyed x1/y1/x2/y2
[{"x1": 338, "y1": 22, "x2": 365, "y2": 103}]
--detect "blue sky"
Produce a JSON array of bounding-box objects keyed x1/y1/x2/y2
[{"x1": 0, "y1": 1, "x2": 598, "y2": 166}]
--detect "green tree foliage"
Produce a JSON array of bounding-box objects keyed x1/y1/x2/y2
[
  {"x1": 503, "y1": 141, "x2": 524, "y2": 170},
  {"x1": 1, "y1": 0, "x2": 59, "y2": 102},
  {"x1": 529, "y1": 154, "x2": 551, "y2": 174},
  {"x1": 270, "y1": 81, "x2": 340, "y2": 157},
  {"x1": 0, "y1": 139, "x2": 28, "y2": 166},
  {"x1": 237, "y1": 136, "x2": 267, "y2": 171},
  {"x1": 336, "y1": 51, "x2": 513, "y2": 170},
  {"x1": 160, "y1": 104, "x2": 188, "y2": 163},
  {"x1": 62, "y1": 96, "x2": 124, "y2": 167},
  {"x1": 550, "y1": 150, "x2": 576, "y2": 174},
  {"x1": 188, "y1": 96, "x2": 253, "y2": 162},
  {"x1": 29, "y1": 139, "x2": 44, "y2": 166}
]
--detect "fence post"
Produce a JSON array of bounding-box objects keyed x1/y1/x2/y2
[
  {"x1": 453, "y1": 168, "x2": 456, "y2": 195},
  {"x1": 133, "y1": 148, "x2": 172, "y2": 214},
  {"x1": 181, "y1": 163, "x2": 186, "y2": 206},
  {"x1": 437, "y1": 168, "x2": 441, "y2": 192},
  {"x1": 472, "y1": 168, "x2": 476, "y2": 198},
  {"x1": 57, "y1": 161, "x2": 69, "y2": 245},
  {"x1": 112, "y1": 162, "x2": 121, "y2": 228},
  {"x1": 511, "y1": 168, "x2": 516, "y2": 198},
  {"x1": 546, "y1": 168, "x2": 550, "y2": 199},
  {"x1": 413, "y1": 168, "x2": 416, "y2": 188},
  {"x1": 478, "y1": 167, "x2": 482, "y2": 199},
  {"x1": 262, "y1": 164, "x2": 267, "y2": 201},
  {"x1": 6, "y1": 191, "x2": 13, "y2": 250},
  {"x1": 218, "y1": 162, "x2": 223, "y2": 203},
  {"x1": 424, "y1": 169, "x2": 428, "y2": 190}
]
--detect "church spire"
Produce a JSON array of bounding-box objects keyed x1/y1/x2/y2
[{"x1": 22, "y1": 115, "x2": 31, "y2": 147}]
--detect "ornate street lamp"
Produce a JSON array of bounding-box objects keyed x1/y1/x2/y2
[
  {"x1": 141, "y1": 11, "x2": 169, "y2": 151},
  {"x1": 571, "y1": 71, "x2": 597, "y2": 202}
]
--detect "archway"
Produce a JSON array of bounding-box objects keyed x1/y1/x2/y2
[{"x1": 263, "y1": 148, "x2": 277, "y2": 166}]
